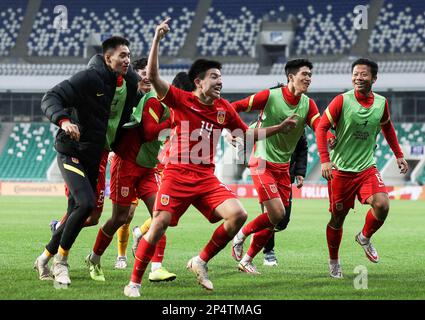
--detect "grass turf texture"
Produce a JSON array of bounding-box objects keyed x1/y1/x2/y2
[{"x1": 0, "y1": 196, "x2": 424, "y2": 300}]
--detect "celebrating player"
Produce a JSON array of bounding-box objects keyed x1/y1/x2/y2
[
  {"x1": 123, "y1": 18, "x2": 298, "y2": 297},
  {"x1": 316, "y1": 58, "x2": 409, "y2": 278},
  {"x1": 33, "y1": 36, "x2": 138, "y2": 286},
  {"x1": 230, "y1": 59, "x2": 321, "y2": 274}
]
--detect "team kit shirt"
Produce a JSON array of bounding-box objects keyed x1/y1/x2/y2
[
  {"x1": 232, "y1": 86, "x2": 321, "y2": 204},
  {"x1": 111, "y1": 91, "x2": 170, "y2": 206},
  {"x1": 155, "y1": 85, "x2": 249, "y2": 226},
  {"x1": 316, "y1": 89, "x2": 404, "y2": 213}
]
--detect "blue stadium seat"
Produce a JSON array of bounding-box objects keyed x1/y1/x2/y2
[
  {"x1": 0, "y1": 0, "x2": 26, "y2": 56},
  {"x1": 369, "y1": 1, "x2": 425, "y2": 54},
  {"x1": 27, "y1": 0, "x2": 197, "y2": 57}
]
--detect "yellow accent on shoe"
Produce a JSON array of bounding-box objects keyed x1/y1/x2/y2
[
  {"x1": 85, "y1": 254, "x2": 105, "y2": 281},
  {"x1": 148, "y1": 267, "x2": 177, "y2": 282}
]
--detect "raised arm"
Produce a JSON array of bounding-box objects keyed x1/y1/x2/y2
[{"x1": 147, "y1": 18, "x2": 171, "y2": 100}]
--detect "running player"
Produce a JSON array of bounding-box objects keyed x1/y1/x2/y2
[{"x1": 316, "y1": 58, "x2": 408, "y2": 278}]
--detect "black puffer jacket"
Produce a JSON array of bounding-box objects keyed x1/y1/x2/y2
[{"x1": 41, "y1": 55, "x2": 140, "y2": 170}]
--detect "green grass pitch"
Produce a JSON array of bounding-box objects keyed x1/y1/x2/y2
[{"x1": 0, "y1": 196, "x2": 424, "y2": 300}]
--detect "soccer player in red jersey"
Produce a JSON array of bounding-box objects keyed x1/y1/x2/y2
[
  {"x1": 316, "y1": 58, "x2": 408, "y2": 278},
  {"x1": 85, "y1": 57, "x2": 176, "y2": 282},
  {"x1": 229, "y1": 60, "x2": 322, "y2": 273},
  {"x1": 123, "y1": 18, "x2": 298, "y2": 297}
]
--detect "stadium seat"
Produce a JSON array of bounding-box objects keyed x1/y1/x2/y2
[
  {"x1": 369, "y1": 1, "x2": 425, "y2": 54},
  {"x1": 0, "y1": 123, "x2": 57, "y2": 180},
  {"x1": 0, "y1": 0, "x2": 25, "y2": 56},
  {"x1": 27, "y1": 0, "x2": 197, "y2": 57}
]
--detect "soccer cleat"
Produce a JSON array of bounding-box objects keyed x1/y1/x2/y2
[
  {"x1": 329, "y1": 261, "x2": 343, "y2": 278},
  {"x1": 149, "y1": 267, "x2": 177, "y2": 282},
  {"x1": 114, "y1": 256, "x2": 127, "y2": 269},
  {"x1": 124, "y1": 283, "x2": 141, "y2": 298},
  {"x1": 263, "y1": 250, "x2": 278, "y2": 267},
  {"x1": 51, "y1": 259, "x2": 71, "y2": 285},
  {"x1": 238, "y1": 261, "x2": 261, "y2": 274},
  {"x1": 231, "y1": 235, "x2": 244, "y2": 262},
  {"x1": 355, "y1": 232, "x2": 380, "y2": 263},
  {"x1": 85, "y1": 254, "x2": 105, "y2": 281},
  {"x1": 131, "y1": 226, "x2": 141, "y2": 258},
  {"x1": 186, "y1": 257, "x2": 213, "y2": 291},
  {"x1": 33, "y1": 257, "x2": 53, "y2": 281},
  {"x1": 49, "y1": 220, "x2": 58, "y2": 233}
]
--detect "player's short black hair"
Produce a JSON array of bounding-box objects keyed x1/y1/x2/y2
[
  {"x1": 132, "y1": 58, "x2": 148, "y2": 71},
  {"x1": 188, "y1": 59, "x2": 222, "y2": 85},
  {"x1": 172, "y1": 72, "x2": 194, "y2": 92},
  {"x1": 102, "y1": 36, "x2": 130, "y2": 54},
  {"x1": 351, "y1": 58, "x2": 378, "y2": 78},
  {"x1": 284, "y1": 59, "x2": 313, "y2": 80}
]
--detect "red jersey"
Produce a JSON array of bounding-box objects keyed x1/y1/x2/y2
[
  {"x1": 160, "y1": 85, "x2": 249, "y2": 173},
  {"x1": 114, "y1": 97, "x2": 170, "y2": 165}
]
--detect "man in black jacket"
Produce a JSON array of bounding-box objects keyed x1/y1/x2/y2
[
  {"x1": 33, "y1": 36, "x2": 139, "y2": 287},
  {"x1": 263, "y1": 133, "x2": 308, "y2": 266}
]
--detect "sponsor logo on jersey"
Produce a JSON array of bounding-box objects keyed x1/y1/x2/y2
[
  {"x1": 121, "y1": 187, "x2": 129, "y2": 198},
  {"x1": 161, "y1": 194, "x2": 170, "y2": 206},
  {"x1": 71, "y1": 157, "x2": 79, "y2": 164},
  {"x1": 269, "y1": 184, "x2": 278, "y2": 193},
  {"x1": 217, "y1": 110, "x2": 226, "y2": 124}
]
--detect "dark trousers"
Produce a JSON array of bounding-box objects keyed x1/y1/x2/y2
[
  {"x1": 263, "y1": 191, "x2": 293, "y2": 254},
  {"x1": 45, "y1": 153, "x2": 97, "y2": 254}
]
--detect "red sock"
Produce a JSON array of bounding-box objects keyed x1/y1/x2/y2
[
  {"x1": 151, "y1": 235, "x2": 166, "y2": 263},
  {"x1": 92, "y1": 228, "x2": 113, "y2": 256},
  {"x1": 362, "y1": 209, "x2": 385, "y2": 238},
  {"x1": 326, "y1": 224, "x2": 343, "y2": 260},
  {"x1": 131, "y1": 237, "x2": 156, "y2": 284},
  {"x1": 247, "y1": 228, "x2": 274, "y2": 258},
  {"x1": 199, "y1": 223, "x2": 232, "y2": 262},
  {"x1": 59, "y1": 213, "x2": 68, "y2": 225},
  {"x1": 242, "y1": 213, "x2": 274, "y2": 237}
]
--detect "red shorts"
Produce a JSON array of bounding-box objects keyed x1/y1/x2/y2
[
  {"x1": 64, "y1": 149, "x2": 108, "y2": 213},
  {"x1": 250, "y1": 159, "x2": 291, "y2": 206},
  {"x1": 110, "y1": 155, "x2": 160, "y2": 206},
  {"x1": 328, "y1": 166, "x2": 387, "y2": 214},
  {"x1": 154, "y1": 167, "x2": 238, "y2": 227}
]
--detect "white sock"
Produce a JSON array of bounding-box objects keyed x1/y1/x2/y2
[
  {"x1": 329, "y1": 259, "x2": 339, "y2": 265},
  {"x1": 358, "y1": 232, "x2": 369, "y2": 243},
  {"x1": 90, "y1": 251, "x2": 101, "y2": 264},
  {"x1": 151, "y1": 262, "x2": 162, "y2": 272},
  {"x1": 240, "y1": 254, "x2": 253, "y2": 265},
  {"x1": 235, "y1": 229, "x2": 246, "y2": 243},
  {"x1": 133, "y1": 226, "x2": 143, "y2": 238},
  {"x1": 54, "y1": 253, "x2": 68, "y2": 263},
  {"x1": 55, "y1": 221, "x2": 62, "y2": 230},
  {"x1": 129, "y1": 281, "x2": 141, "y2": 288},
  {"x1": 195, "y1": 255, "x2": 207, "y2": 265},
  {"x1": 38, "y1": 251, "x2": 52, "y2": 265}
]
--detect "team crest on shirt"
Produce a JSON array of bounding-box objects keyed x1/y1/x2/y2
[
  {"x1": 217, "y1": 110, "x2": 226, "y2": 124},
  {"x1": 335, "y1": 203, "x2": 344, "y2": 211},
  {"x1": 269, "y1": 184, "x2": 278, "y2": 193},
  {"x1": 121, "y1": 187, "x2": 129, "y2": 198},
  {"x1": 71, "y1": 157, "x2": 79, "y2": 164},
  {"x1": 160, "y1": 194, "x2": 170, "y2": 206}
]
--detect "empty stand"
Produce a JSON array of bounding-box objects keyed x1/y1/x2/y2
[{"x1": 0, "y1": 0, "x2": 26, "y2": 56}]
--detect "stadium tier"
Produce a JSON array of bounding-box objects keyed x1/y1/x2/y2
[
  {"x1": 369, "y1": 1, "x2": 425, "y2": 54},
  {"x1": 197, "y1": 0, "x2": 364, "y2": 57},
  {"x1": 0, "y1": 123, "x2": 56, "y2": 181},
  {"x1": 28, "y1": 0, "x2": 197, "y2": 57},
  {"x1": 0, "y1": 0, "x2": 25, "y2": 56}
]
